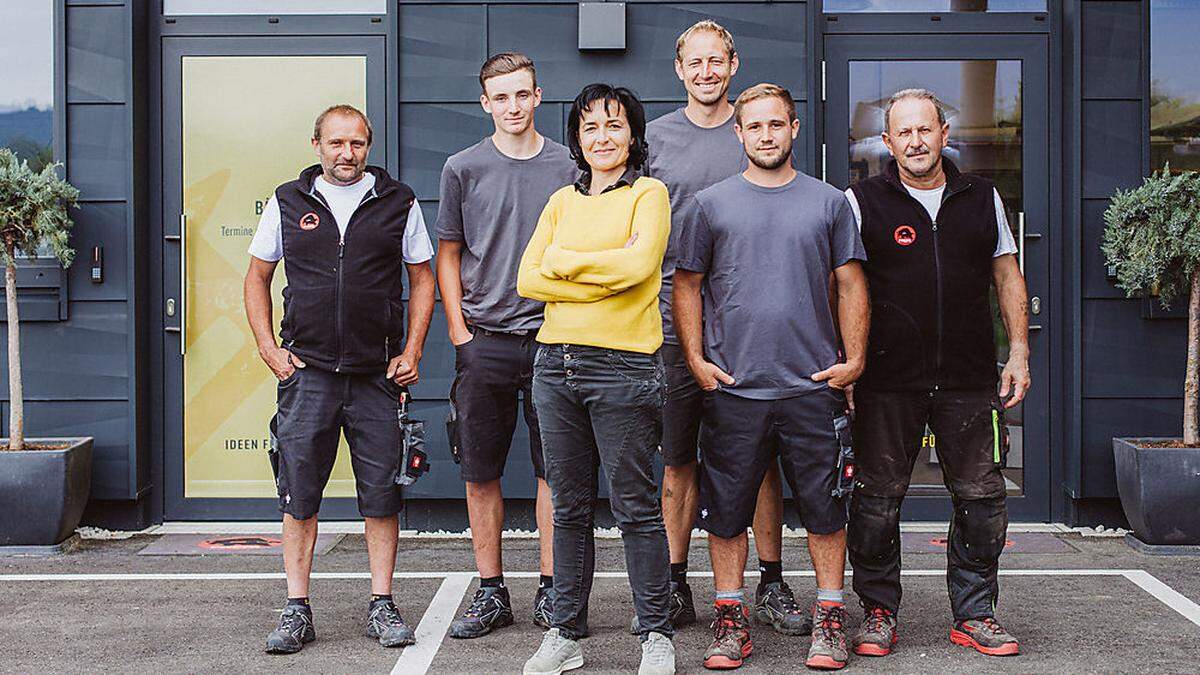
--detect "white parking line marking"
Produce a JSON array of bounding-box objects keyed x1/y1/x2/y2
[
  {"x1": 0, "y1": 568, "x2": 1157, "y2": 582},
  {"x1": 1122, "y1": 570, "x2": 1200, "y2": 627},
  {"x1": 391, "y1": 572, "x2": 473, "y2": 675}
]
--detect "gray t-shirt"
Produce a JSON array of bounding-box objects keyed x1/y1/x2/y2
[
  {"x1": 436, "y1": 137, "x2": 577, "y2": 332},
  {"x1": 645, "y1": 107, "x2": 748, "y2": 345},
  {"x1": 678, "y1": 172, "x2": 867, "y2": 400}
]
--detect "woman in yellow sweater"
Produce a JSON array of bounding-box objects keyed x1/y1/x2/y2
[{"x1": 518, "y1": 84, "x2": 675, "y2": 675}]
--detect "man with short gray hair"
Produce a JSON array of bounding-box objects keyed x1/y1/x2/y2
[{"x1": 844, "y1": 88, "x2": 1030, "y2": 659}]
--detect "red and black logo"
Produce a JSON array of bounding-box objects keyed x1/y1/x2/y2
[
  {"x1": 893, "y1": 224, "x2": 917, "y2": 246},
  {"x1": 299, "y1": 212, "x2": 321, "y2": 231}
]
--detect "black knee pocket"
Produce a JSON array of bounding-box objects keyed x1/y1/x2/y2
[
  {"x1": 848, "y1": 495, "x2": 903, "y2": 560},
  {"x1": 955, "y1": 497, "x2": 1008, "y2": 562}
]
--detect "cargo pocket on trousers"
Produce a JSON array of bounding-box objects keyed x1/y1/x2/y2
[
  {"x1": 831, "y1": 412, "x2": 856, "y2": 501},
  {"x1": 268, "y1": 413, "x2": 290, "y2": 508},
  {"x1": 991, "y1": 400, "x2": 1010, "y2": 469}
]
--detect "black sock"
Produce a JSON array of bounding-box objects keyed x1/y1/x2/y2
[
  {"x1": 539, "y1": 575, "x2": 553, "y2": 590},
  {"x1": 758, "y1": 559, "x2": 783, "y2": 588},
  {"x1": 480, "y1": 575, "x2": 505, "y2": 589},
  {"x1": 370, "y1": 594, "x2": 392, "y2": 607},
  {"x1": 287, "y1": 597, "x2": 310, "y2": 608},
  {"x1": 670, "y1": 561, "x2": 689, "y2": 586}
]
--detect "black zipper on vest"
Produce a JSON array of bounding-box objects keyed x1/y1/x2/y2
[
  {"x1": 931, "y1": 219, "x2": 942, "y2": 388},
  {"x1": 333, "y1": 187, "x2": 386, "y2": 371}
]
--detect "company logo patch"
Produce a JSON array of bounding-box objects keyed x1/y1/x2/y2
[
  {"x1": 299, "y1": 212, "x2": 320, "y2": 231},
  {"x1": 893, "y1": 224, "x2": 917, "y2": 246}
]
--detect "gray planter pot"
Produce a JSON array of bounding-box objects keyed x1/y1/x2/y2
[
  {"x1": 1113, "y1": 437, "x2": 1200, "y2": 546},
  {"x1": 0, "y1": 437, "x2": 93, "y2": 546}
]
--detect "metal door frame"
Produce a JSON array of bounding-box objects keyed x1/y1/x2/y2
[
  {"x1": 160, "y1": 36, "x2": 387, "y2": 520},
  {"x1": 822, "y1": 32, "x2": 1052, "y2": 521}
]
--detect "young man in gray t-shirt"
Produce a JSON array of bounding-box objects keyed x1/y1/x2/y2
[
  {"x1": 640, "y1": 19, "x2": 798, "y2": 638},
  {"x1": 435, "y1": 53, "x2": 576, "y2": 639},
  {"x1": 675, "y1": 84, "x2": 869, "y2": 671}
]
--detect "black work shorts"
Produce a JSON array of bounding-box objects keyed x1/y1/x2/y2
[
  {"x1": 851, "y1": 387, "x2": 1008, "y2": 500},
  {"x1": 697, "y1": 388, "x2": 852, "y2": 538},
  {"x1": 660, "y1": 344, "x2": 706, "y2": 467},
  {"x1": 448, "y1": 327, "x2": 544, "y2": 483},
  {"x1": 272, "y1": 365, "x2": 404, "y2": 520}
]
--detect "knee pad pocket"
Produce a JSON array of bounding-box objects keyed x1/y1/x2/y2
[
  {"x1": 848, "y1": 495, "x2": 903, "y2": 560},
  {"x1": 955, "y1": 497, "x2": 1008, "y2": 562}
]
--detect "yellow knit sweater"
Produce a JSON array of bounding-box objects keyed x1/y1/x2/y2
[{"x1": 517, "y1": 176, "x2": 671, "y2": 354}]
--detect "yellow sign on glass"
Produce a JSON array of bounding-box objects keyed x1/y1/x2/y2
[{"x1": 181, "y1": 55, "x2": 367, "y2": 499}]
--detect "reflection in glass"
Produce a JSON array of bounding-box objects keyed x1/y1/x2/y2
[
  {"x1": 848, "y1": 60, "x2": 1026, "y2": 496},
  {"x1": 825, "y1": 0, "x2": 1045, "y2": 12},
  {"x1": 1151, "y1": 1, "x2": 1200, "y2": 174},
  {"x1": 0, "y1": 0, "x2": 54, "y2": 172}
]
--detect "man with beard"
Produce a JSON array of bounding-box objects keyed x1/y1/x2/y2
[
  {"x1": 844, "y1": 88, "x2": 1029, "y2": 659},
  {"x1": 641, "y1": 20, "x2": 803, "y2": 638},
  {"x1": 674, "y1": 84, "x2": 869, "y2": 671}
]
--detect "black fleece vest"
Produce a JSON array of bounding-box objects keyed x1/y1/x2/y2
[
  {"x1": 275, "y1": 165, "x2": 416, "y2": 373},
  {"x1": 850, "y1": 159, "x2": 999, "y2": 391}
]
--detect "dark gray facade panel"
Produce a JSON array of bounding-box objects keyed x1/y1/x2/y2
[
  {"x1": 1080, "y1": 1, "x2": 1142, "y2": 99},
  {"x1": 0, "y1": 302, "x2": 130, "y2": 401},
  {"x1": 1080, "y1": 397, "x2": 1183, "y2": 497},
  {"x1": 1080, "y1": 99, "x2": 1143, "y2": 199},
  {"x1": 408, "y1": 304, "x2": 456, "y2": 400},
  {"x1": 65, "y1": 103, "x2": 130, "y2": 200},
  {"x1": 488, "y1": 3, "x2": 807, "y2": 103},
  {"x1": 68, "y1": 202, "x2": 130, "y2": 301},
  {"x1": 66, "y1": 5, "x2": 128, "y2": 103},
  {"x1": 399, "y1": 102, "x2": 566, "y2": 200},
  {"x1": 397, "y1": 5, "x2": 488, "y2": 102},
  {"x1": 24, "y1": 400, "x2": 133, "y2": 499},
  {"x1": 1081, "y1": 298, "x2": 1188, "y2": 398},
  {"x1": 1079, "y1": 198, "x2": 1124, "y2": 299}
]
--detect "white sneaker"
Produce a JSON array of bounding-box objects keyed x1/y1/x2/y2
[
  {"x1": 638, "y1": 631, "x2": 676, "y2": 675},
  {"x1": 523, "y1": 627, "x2": 584, "y2": 675}
]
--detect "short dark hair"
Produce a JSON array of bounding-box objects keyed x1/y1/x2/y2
[
  {"x1": 479, "y1": 52, "x2": 537, "y2": 92},
  {"x1": 313, "y1": 104, "x2": 373, "y2": 145},
  {"x1": 734, "y1": 83, "x2": 797, "y2": 125},
  {"x1": 566, "y1": 83, "x2": 648, "y2": 173}
]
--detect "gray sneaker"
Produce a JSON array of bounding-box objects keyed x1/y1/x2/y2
[
  {"x1": 638, "y1": 631, "x2": 676, "y2": 675},
  {"x1": 950, "y1": 617, "x2": 1020, "y2": 656},
  {"x1": 755, "y1": 581, "x2": 813, "y2": 636},
  {"x1": 367, "y1": 599, "x2": 417, "y2": 648},
  {"x1": 805, "y1": 603, "x2": 849, "y2": 670},
  {"x1": 853, "y1": 607, "x2": 897, "y2": 656},
  {"x1": 524, "y1": 627, "x2": 584, "y2": 675},
  {"x1": 265, "y1": 604, "x2": 315, "y2": 654}
]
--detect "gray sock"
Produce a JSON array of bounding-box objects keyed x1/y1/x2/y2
[
  {"x1": 715, "y1": 589, "x2": 744, "y2": 604},
  {"x1": 816, "y1": 588, "x2": 845, "y2": 604}
]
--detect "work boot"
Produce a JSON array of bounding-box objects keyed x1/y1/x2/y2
[
  {"x1": 367, "y1": 598, "x2": 417, "y2": 647},
  {"x1": 754, "y1": 581, "x2": 813, "y2": 635},
  {"x1": 853, "y1": 607, "x2": 897, "y2": 656},
  {"x1": 638, "y1": 631, "x2": 676, "y2": 675},
  {"x1": 631, "y1": 580, "x2": 697, "y2": 634},
  {"x1": 265, "y1": 604, "x2": 315, "y2": 654},
  {"x1": 703, "y1": 601, "x2": 752, "y2": 670},
  {"x1": 449, "y1": 585, "x2": 515, "y2": 639},
  {"x1": 950, "y1": 617, "x2": 1020, "y2": 656},
  {"x1": 533, "y1": 585, "x2": 555, "y2": 629},
  {"x1": 523, "y1": 627, "x2": 584, "y2": 675},
  {"x1": 805, "y1": 602, "x2": 849, "y2": 670}
]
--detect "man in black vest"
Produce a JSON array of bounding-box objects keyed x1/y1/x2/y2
[
  {"x1": 244, "y1": 104, "x2": 436, "y2": 654},
  {"x1": 844, "y1": 89, "x2": 1030, "y2": 659}
]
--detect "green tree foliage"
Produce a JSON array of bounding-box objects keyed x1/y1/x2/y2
[
  {"x1": 0, "y1": 148, "x2": 77, "y2": 266},
  {"x1": 1102, "y1": 167, "x2": 1200, "y2": 309}
]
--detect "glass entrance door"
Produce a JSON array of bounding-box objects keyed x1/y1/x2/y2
[
  {"x1": 161, "y1": 37, "x2": 387, "y2": 519},
  {"x1": 823, "y1": 34, "x2": 1050, "y2": 520}
]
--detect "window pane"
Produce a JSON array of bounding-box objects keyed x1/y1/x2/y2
[
  {"x1": 0, "y1": 0, "x2": 54, "y2": 172},
  {"x1": 826, "y1": 0, "x2": 1045, "y2": 12},
  {"x1": 1151, "y1": 1, "x2": 1200, "y2": 174},
  {"x1": 164, "y1": 0, "x2": 386, "y2": 15}
]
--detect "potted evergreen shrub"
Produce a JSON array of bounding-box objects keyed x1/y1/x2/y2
[
  {"x1": 0, "y1": 148, "x2": 92, "y2": 549},
  {"x1": 1102, "y1": 166, "x2": 1200, "y2": 548}
]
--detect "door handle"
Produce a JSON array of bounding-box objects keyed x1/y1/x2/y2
[
  {"x1": 164, "y1": 214, "x2": 187, "y2": 355},
  {"x1": 1016, "y1": 211, "x2": 1042, "y2": 276}
]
